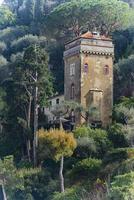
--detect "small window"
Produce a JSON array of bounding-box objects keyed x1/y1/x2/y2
[
  {"x1": 70, "y1": 83, "x2": 75, "y2": 99},
  {"x1": 56, "y1": 98, "x2": 59, "y2": 104},
  {"x1": 70, "y1": 63, "x2": 75, "y2": 76},
  {"x1": 104, "y1": 65, "x2": 109, "y2": 75},
  {"x1": 49, "y1": 101, "x2": 52, "y2": 106},
  {"x1": 84, "y1": 63, "x2": 88, "y2": 73}
]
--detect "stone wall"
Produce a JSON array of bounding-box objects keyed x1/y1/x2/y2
[{"x1": 64, "y1": 36, "x2": 114, "y2": 126}]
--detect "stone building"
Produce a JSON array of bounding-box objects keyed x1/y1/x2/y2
[
  {"x1": 44, "y1": 94, "x2": 64, "y2": 123},
  {"x1": 64, "y1": 31, "x2": 114, "y2": 127}
]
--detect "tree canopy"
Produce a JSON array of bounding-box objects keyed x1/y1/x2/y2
[
  {"x1": 0, "y1": 5, "x2": 15, "y2": 29},
  {"x1": 46, "y1": 0, "x2": 133, "y2": 38}
]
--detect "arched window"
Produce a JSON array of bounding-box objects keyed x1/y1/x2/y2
[
  {"x1": 70, "y1": 83, "x2": 75, "y2": 99},
  {"x1": 84, "y1": 63, "x2": 88, "y2": 73},
  {"x1": 70, "y1": 63, "x2": 75, "y2": 76},
  {"x1": 104, "y1": 65, "x2": 109, "y2": 75},
  {"x1": 56, "y1": 98, "x2": 59, "y2": 104}
]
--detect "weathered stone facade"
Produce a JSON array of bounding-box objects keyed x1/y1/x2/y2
[{"x1": 64, "y1": 32, "x2": 114, "y2": 127}]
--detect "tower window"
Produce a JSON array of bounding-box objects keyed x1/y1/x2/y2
[
  {"x1": 104, "y1": 65, "x2": 109, "y2": 75},
  {"x1": 70, "y1": 63, "x2": 75, "y2": 76},
  {"x1": 84, "y1": 63, "x2": 88, "y2": 73},
  {"x1": 70, "y1": 83, "x2": 75, "y2": 99},
  {"x1": 56, "y1": 98, "x2": 59, "y2": 104}
]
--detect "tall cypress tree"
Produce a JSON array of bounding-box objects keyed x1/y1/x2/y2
[
  {"x1": 35, "y1": 0, "x2": 45, "y2": 21},
  {"x1": 25, "y1": 0, "x2": 35, "y2": 24}
]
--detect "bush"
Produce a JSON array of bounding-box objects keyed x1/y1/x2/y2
[
  {"x1": 118, "y1": 97, "x2": 134, "y2": 109},
  {"x1": 74, "y1": 137, "x2": 96, "y2": 158},
  {"x1": 88, "y1": 129, "x2": 112, "y2": 157},
  {"x1": 74, "y1": 126, "x2": 90, "y2": 138},
  {"x1": 71, "y1": 158, "x2": 102, "y2": 179},
  {"x1": 117, "y1": 158, "x2": 134, "y2": 176},
  {"x1": 21, "y1": 168, "x2": 59, "y2": 200},
  {"x1": 103, "y1": 148, "x2": 128, "y2": 164},
  {"x1": 0, "y1": 156, "x2": 60, "y2": 200},
  {"x1": 108, "y1": 123, "x2": 128, "y2": 148},
  {"x1": 17, "y1": 158, "x2": 33, "y2": 169},
  {"x1": 103, "y1": 148, "x2": 134, "y2": 165},
  {"x1": 52, "y1": 188, "x2": 78, "y2": 200},
  {"x1": 110, "y1": 172, "x2": 134, "y2": 200},
  {"x1": 74, "y1": 126, "x2": 112, "y2": 158},
  {"x1": 113, "y1": 102, "x2": 134, "y2": 125}
]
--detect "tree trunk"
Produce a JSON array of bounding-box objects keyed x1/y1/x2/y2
[
  {"x1": 27, "y1": 95, "x2": 32, "y2": 162},
  {"x1": 1, "y1": 184, "x2": 7, "y2": 200},
  {"x1": 33, "y1": 71, "x2": 39, "y2": 167},
  {"x1": 59, "y1": 156, "x2": 65, "y2": 193},
  {"x1": 59, "y1": 117, "x2": 63, "y2": 129}
]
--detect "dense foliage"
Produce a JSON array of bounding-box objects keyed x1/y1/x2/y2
[{"x1": 0, "y1": 0, "x2": 133, "y2": 199}]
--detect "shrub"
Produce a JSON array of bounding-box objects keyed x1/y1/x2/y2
[
  {"x1": 103, "y1": 148, "x2": 134, "y2": 165},
  {"x1": 110, "y1": 172, "x2": 134, "y2": 200},
  {"x1": 74, "y1": 137, "x2": 96, "y2": 158},
  {"x1": 113, "y1": 102, "x2": 134, "y2": 124},
  {"x1": 21, "y1": 168, "x2": 59, "y2": 200},
  {"x1": 117, "y1": 158, "x2": 134, "y2": 176},
  {"x1": 74, "y1": 126, "x2": 112, "y2": 158},
  {"x1": 52, "y1": 187, "x2": 80, "y2": 200},
  {"x1": 17, "y1": 158, "x2": 33, "y2": 169},
  {"x1": 103, "y1": 148, "x2": 128, "y2": 164},
  {"x1": 108, "y1": 123, "x2": 128, "y2": 148},
  {"x1": 88, "y1": 129, "x2": 112, "y2": 157},
  {"x1": 74, "y1": 126, "x2": 90, "y2": 138},
  {"x1": 118, "y1": 97, "x2": 134, "y2": 109},
  {"x1": 71, "y1": 158, "x2": 102, "y2": 179}
]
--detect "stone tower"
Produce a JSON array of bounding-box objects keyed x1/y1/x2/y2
[{"x1": 64, "y1": 31, "x2": 114, "y2": 127}]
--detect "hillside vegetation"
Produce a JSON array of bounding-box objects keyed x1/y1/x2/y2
[{"x1": 0, "y1": 0, "x2": 134, "y2": 199}]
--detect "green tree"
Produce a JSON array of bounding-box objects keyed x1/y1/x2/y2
[
  {"x1": 49, "y1": 43, "x2": 64, "y2": 94},
  {"x1": 108, "y1": 123, "x2": 128, "y2": 148},
  {"x1": 114, "y1": 55, "x2": 134, "y2": 100},
  {"x1": 10, "y1": 34, "x2": 47, "y2": 54},
  {"x1": 113, "y1": 99, "x2": 134, "y2": 147},
  {"x1": 0, "y1": 156, "x2": 24, "y2": 200},
  {"x1": 4, "y1": 0, "x2": 24, "y2": 14},
  {"x1": 38, "y1": 128, "x2": 77, "y2": 193},
  {"x1": 46, "y1": 0, "x2": 133, "y2": 39},
  {"x1": 23, "y1": 45, "x2": 53, "y2": 165},
  {"x1": 35, "y1": 0, "x2": 45, "y2": 21},
  {"x1": 0, "y1": 5, "x2": 15, "y2": 29},
  {"x1": 2, "y1": 44, "x2": 53, "y2": 163},
  {"x1": 25, "y1": 0, "x2": 35, "y2": 24}
]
